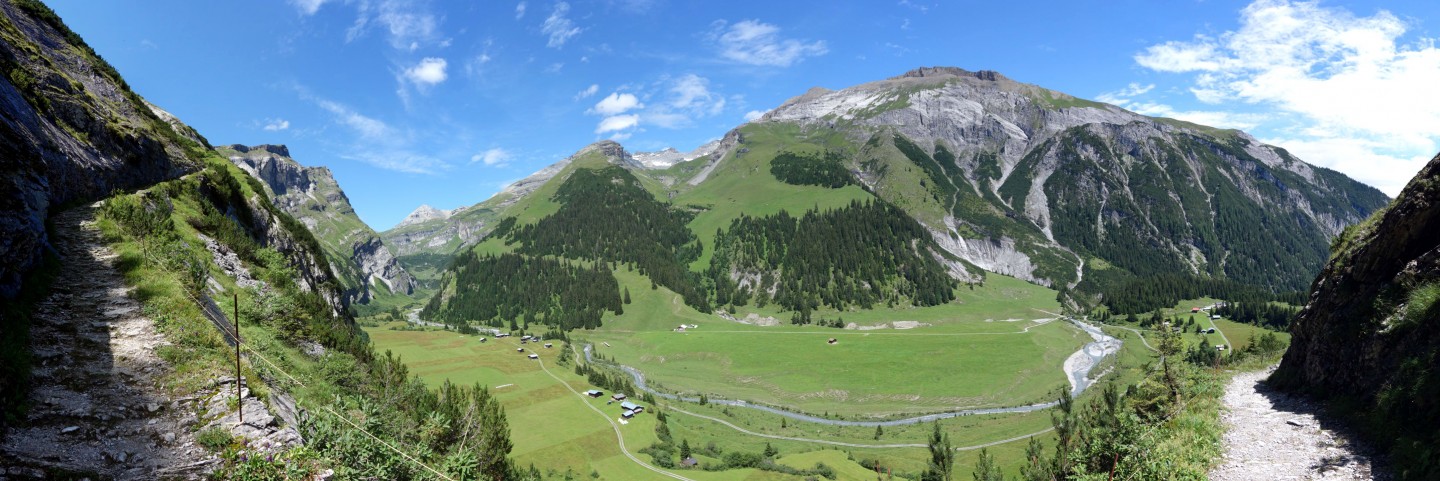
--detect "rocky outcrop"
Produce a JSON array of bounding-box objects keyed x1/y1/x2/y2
[
  {"x1": 0, "y1": 1, "x2": 202, "y2": 297},
  {"x1": 1273, "y1": 152, "x2": 1440, "y2": 478},
  {"x1": 224, "y1": 144, "x2": 415, "y2": 304}
]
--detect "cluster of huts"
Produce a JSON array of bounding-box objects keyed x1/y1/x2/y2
[{"x1": 583, "y1": 390, "x2": 645, "y2": 419}]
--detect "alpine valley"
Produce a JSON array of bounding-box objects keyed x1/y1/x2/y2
[{"x1": 3, "y1": 1, "x2": 1435, "y2": 481}]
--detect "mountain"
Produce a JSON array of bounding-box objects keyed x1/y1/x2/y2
[
  {"x1": 631, "y1": 140, "x2": 721, "y2": 169},
  {"x1": 396, "y1": 204, "x2": 453, "y2": 227},
  {"x1": 1273, "y1": 152, "x2": 1440, "y2": 479},
  {"x1": 409, "y1": 66, "x2": 1386, "y2": 321},
  {"x1": 748, "y1": 66, "x2": 1387, "y2": 307},
  {"x1": 0, "y1": 0, "x2": 207, "y2": 297},
  {"x1": 222, "y1": 144, "x2": 415, "y2": 305}
]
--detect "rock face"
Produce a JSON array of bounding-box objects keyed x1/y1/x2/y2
[
  {"x1": 0, "y1": 1, "x2": 202, "y2": 297},
  {"x1": 631, "y1": 140, "x2": 720, "y2": 169},
  {"x1": 755, "y1": 66, "x2": 1388, "y2": 295},
  {"x1": 1273, "y1": 152, "x2": 1440, "y2": 479},
  {"x1": 224, "y1": 144, "x2": 415, "y2": 304}
]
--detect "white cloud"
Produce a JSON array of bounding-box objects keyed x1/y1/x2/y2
[
  {"x1": 643, "y1": 74, "x2": 726, "y2": 128},
  {"x1": 472, "y1": 148, "x2": 512, "y2": 166},
  {"x1": 289, "y1": 0, "x2": 330, "y2": 15},
  {"x1": 262, "y1": 118, "x2": 291, "y2": 131},
  {"x1": 744, "y1": 110, "x2": 766, "y2": 121},
  {"x1": 514, "y1": 1, "x2": 527, "y2": 19},
  {"x1": 595, "y1": 114, "x2": 640, "y2": 134},
  {"x1": 711, "y1": 19, "x2": 827, "y2": 67},
  {"x1": 293, "y1": 85, "x2": 447, "y2": 174},
  {"x1": 345, "y1": 0, "x2": 442, "y2": 50},
  {"x1": 668, "y1": 74, "x2": 724, "y2": 114},
  {"x1": 591, "y1": 92, "x2": 644, "y2": 115},
  {"x1": 316, "y1": 99, "x2": 390, "y2": 138},
  {"x1": 404, "y1": 57, "x2": 449, "y2": 85},
  {"x1": 575, "y1": 84, "x2": 599, "y2": 100},
  {"x1": 1131, "y1": 0, "x2": 1440, "y2": 196},
  {"x1": 542, "y1": 2, "x2": 582, "y2": 48},
  {"x1": 1095, "y1": 82, "x2": 1155, "y2": 106}
]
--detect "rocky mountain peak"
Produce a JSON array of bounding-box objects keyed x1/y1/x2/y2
[
  {"x1": 227, "y1": 143, "x2": 290, "y2": 157},
  {"x1": 632, "y1": 141, "x2": 722, "y2": 169},
  {"x1": 895, "y1": 66, "x2": 1007, "y2": 83},
  {"x1": 398, "y1": 204, "x2": 453, "y2": 228}
]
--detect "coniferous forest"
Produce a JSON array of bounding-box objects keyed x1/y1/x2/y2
[
  {"x1": 507, "y1": 166, "x2": 710, "y2": 311},
  {"x1": 708, "y1": 200, "x2": 957, "y2": 317},
  {"x1": 421, "y1": 252, "x2": 622, "y2": 330}
]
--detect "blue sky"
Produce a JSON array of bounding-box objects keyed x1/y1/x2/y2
[{"x1": 48, "y1": 0, "x2": 1440, "y2": 230}]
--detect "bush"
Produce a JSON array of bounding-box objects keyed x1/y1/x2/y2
[{"x1": 197, "y1": 426, "x2": 234, "y2": 451}]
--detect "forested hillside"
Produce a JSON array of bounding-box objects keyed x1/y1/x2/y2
[{"x1": 708, "y1": 200, "x2": 956, "y2": 318}]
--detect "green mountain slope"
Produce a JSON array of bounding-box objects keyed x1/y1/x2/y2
[
  {"x1": 413, "y1": 66, "x2": 1385, "y2": 325},
  {"x1": 221, "y1": 144, "x2": 416, "y2": 306}
]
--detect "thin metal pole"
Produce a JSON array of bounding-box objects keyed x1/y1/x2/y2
[{"x1": 234, "y1": 292, "x2": 242, "y2": 426}]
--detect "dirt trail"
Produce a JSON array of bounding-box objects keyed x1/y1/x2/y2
[
  {"x1": 1210, "y1": 368, "x2": 1385, "y2": 481},
  {"x1": 0, "y1": 205, "x2": 215, "y2": 479}
]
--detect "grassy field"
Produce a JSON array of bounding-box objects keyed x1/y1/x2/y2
[
  {"x1": 364, "y1": 322, "x2": 1069, "y2": 480},
  {"x1": 581, "y1": 269, "x2": 1081, "y2": 416},
  {"x1": 672, "y1": 123, "x2": 873, "y2": 269}
]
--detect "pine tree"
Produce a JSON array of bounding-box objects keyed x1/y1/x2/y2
[
  {"x1": 680, "y1": 439, "x2": 692, "y2": 460},
  {"x1": 874, "y1": 425, "x2": 884, "y2": 440},
  {"x1": 1019, "y1": 437, "x2": 1051, "y2": 481},
  {"x1": 920, "y1": 422, "x2": 954, "y2": 481},
  {"x1": 763, "y1": 442, "x2": 778, "y2": 458},
  {"x1": 623, "y1": 287, "x2": 632, "y2": 304},
  {"x1": 972, "y1": 448, "x2": 1004, "y2": 481}
]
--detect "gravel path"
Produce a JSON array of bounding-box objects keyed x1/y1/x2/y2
[
  {"x1": 1210, "y1": 367, "x2": 1385, "y2": 481},
  {"x1": 0, "y1": 205, "x2": 216, "y2": 479}
]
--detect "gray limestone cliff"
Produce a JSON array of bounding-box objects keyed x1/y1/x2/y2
[
  {"x1": 0, "y1": 0, "x2": 206, "y2": 297},
  {"x1": 223, "y1": 144, "x2": 415, "y2": 305}
]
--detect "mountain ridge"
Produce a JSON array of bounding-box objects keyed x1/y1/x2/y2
[{"x1": 222, "y1": 143, "x2": 416, "y2": 305}]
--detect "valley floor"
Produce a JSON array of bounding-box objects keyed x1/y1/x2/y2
[
  {"x1": 0, "y1": 205, "x2": 214, "y2": 479},
  {"x1": 1210, "y1": 367, "x2": 1385, "y2": 481}
]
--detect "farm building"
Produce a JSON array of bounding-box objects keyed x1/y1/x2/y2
[
  {"x1": 611, "y1": 393, "x2": 627, "y2": 401},
  {"x1": 516, "y1": 348, "x2": 525, "y2": 353},
  {"x1": 585, "y1": 390, "x2": 604, "y2": 397},
  {"x1": 681, "y1": 457, "x2": 698, "y2": 467},
  {"x1": 528, "y1": 354, "x2": 539, "y2": 359},
  {"x1": 478, "y1": 337, "x2": 487, "y2": 342},
  {"x1": 621, "y1": 410, "x2": 634, "y2": 419},
  {"x1": 1191, "y1": 307, "x2": 1201, "y2": 313},
  {"x1": 620, "y1": 401, "x2": 639, "y2": 411},
  {"x1": 1206, "y1": 328, "x2": 1216, "y2": 334},
  {"x1": 544, "y1": 343, "x2": 553, "y2": 348},
  {"x1": 827, "y1": 338, "x2": 838, "y2": 345},
  {"x1": 496, "y1": 333, "x2": 510, "y2": 338},
  {"x1": 1211, "y1": 315, "x2": 1222, "y2": 320}
]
